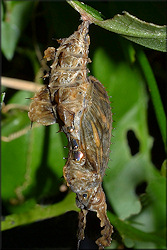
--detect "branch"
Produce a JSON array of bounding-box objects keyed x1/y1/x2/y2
[{"x1": 2, "y1": 77, "x2": 42, "y2": 92}]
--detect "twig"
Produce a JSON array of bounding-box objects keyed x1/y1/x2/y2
[
  {"x1": 1, "y1": 77, "x2": 42, "y2": 92},
  {"x1": 1, "y1": 123, "x2": 41, "y2": 142}
]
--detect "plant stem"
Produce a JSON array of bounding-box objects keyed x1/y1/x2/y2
[{"x1": 136, "y1": 48, "x2": 166, "y2": 149}]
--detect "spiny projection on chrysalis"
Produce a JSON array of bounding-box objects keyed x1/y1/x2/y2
[{"x1": 28, "y1": 19, "x2": 113, "y2": 249}]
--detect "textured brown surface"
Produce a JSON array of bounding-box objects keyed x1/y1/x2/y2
[{"x1": 28, "y1": 21, "x2": 113, "y2": 249}]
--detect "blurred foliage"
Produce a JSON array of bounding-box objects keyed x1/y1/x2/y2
[
  {"x1": 1, "y1": 1, "x2": 166, "y2": 249},
  {"x1": 1, "y1": 1, "x2": 35, "y2": 60}
]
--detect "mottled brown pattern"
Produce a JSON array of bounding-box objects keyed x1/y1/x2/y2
[{"x1": 28, "y1": 21, "x2": 113, "y2": 249}]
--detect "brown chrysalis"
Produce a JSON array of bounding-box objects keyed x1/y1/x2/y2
[{"x1": 28, "y1": 21, "x2": 113, "y2": 249}]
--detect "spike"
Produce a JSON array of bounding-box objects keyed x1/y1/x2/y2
[
  {"x1": 43, "y1": 73, "x2": 50, "y2": 79},
  {"x1": 30, "y1": 121, "x2": 33, "y2": 129},
  {"x1": 56, "y1": 129, "x2": 62, "y2": 133},
  {"x1": 25, "y1": 97, "x2": 34, "y2": 100},
  {"x1": 63, "y1": 157, "x2": 68, "y2": 160}
]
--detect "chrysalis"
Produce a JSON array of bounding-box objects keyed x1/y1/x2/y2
[{"x1": 28, "y1": 21, "x2": 113, "y2": 249}]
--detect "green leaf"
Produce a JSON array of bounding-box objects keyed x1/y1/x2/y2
[
  {"x1": 67, "y1": 0, "x2": 104, "y2": 21},
  {"x1": 1, "y1": 22, "x2": 20, "y2": 60},
  {"x1": 145, "y1": 176, "x2": 166, "y2": 230},
  {"x1": 1, "y1": 91, "x2": 32, "y2": 200},
  {"x1": 67, "y1": 1, "x2": 166, "y2": 52},
  {"x1": 108, "y1": 212, "x2": 166, "y2": 248},
  {"x1": 1, "y1": 90, "x2": 66, "y2": 212},
  {"x1": 128, "y1": 176, "x2": 166, "y2": 248},
  {"x1": 1, "y1": 1, "x2": 35, "y2": 60},
  {"x1": 98, "y1": 11, "x2": 166, "y2": 52},
  {"x1": 1, "y1": 192, "x2": 79, "y2": 231}
]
